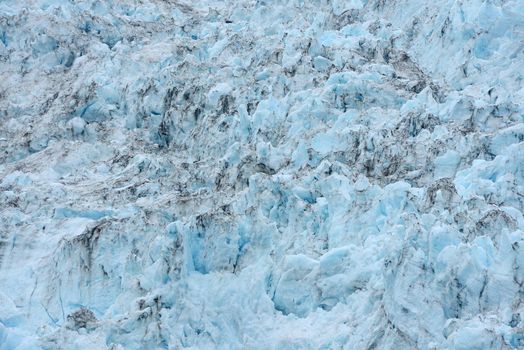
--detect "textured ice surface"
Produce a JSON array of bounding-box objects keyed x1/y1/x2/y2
[{"x1": 1, "y1": 0, "x2": 524, "y2": 349}]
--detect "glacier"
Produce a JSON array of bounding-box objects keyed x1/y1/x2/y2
[{"x1": 1, "y1": 0, "x2": 524, "y2": 349}]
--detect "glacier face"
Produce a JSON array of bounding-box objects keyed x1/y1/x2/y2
[{"x1": 1, "y1": 0, "x2": 524, "y2": 348}]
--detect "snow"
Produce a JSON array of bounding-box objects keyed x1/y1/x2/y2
[{"x1": 1, "y1": 0, "x2": 524, "y2": 349}]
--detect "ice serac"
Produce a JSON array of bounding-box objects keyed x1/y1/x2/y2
[{"x1": 0, "y1": 0, "x2": 523, "y2": 349}]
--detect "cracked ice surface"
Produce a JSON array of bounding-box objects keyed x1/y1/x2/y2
[{"x1": 1, "y1": 0, "x2": 524, "y2": 349}]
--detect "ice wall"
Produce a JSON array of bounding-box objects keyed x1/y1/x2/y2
[{"x1": 1, "y1": 0, "x2": 524, "y2": 349}]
